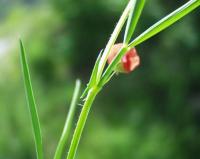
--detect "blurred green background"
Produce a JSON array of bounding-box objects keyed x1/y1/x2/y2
[{"x1": 0, "y1": 0, "x2": 200, "y2": 159}]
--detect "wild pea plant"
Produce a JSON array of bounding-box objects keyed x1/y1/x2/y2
[{"x1": 20, "y1": 0, "x2": 200, "y2": 159}]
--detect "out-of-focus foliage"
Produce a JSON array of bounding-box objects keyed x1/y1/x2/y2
[{"x1": 0, "y1": 0, "x2": 200, "y2": 159}]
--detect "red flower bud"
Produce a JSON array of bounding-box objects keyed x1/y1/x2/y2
[{"x1": 107, "y1": 43, "x2": 140, "y2": 73}]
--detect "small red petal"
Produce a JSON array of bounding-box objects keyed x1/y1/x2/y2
[
  {"x1": 122, "y1": 48, "x2": 140, "y2": 73},
  {"x1": 107, "y1": 43, "x2": 140, "y2": 73}
]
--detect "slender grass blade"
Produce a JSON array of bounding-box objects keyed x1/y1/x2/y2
[
  {"x1": 96, "y1": 0, "x2": 133, "y2": 83},
  {"x1": 20, "y1": 40, "x2": 43, "y2": 159},
  {"x1": 54, "y1": 79, "x2": 81, "y2": 159},
  {"x1": 124, "y1": 0, "x2": 146, "y2": 44},
  {"x1": 129, "y1": 0, "x2": 200, "y2": 48}
]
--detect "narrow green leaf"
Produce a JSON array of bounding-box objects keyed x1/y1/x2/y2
[
  {"x1": 124, "y1": 0, "x2": 146, "y2": 44},
  {"x1": 19, "y1": 40, "x2": 43, "y2": 159},
  {"x1": 54, "y1": 79, "x2": 81, "y2": 159},
  {"x1": 80, "y1": 50, "x2": 102, "y2": 99},
  {"x1": 129, "y1": 0, "x2": 200, "y2": 48},
  {"x1": 96, "y1": 0, "x2": 134, "y2": 83},
  {"x1": 80, "y1": 87, "x2": 89, "y2": 99}
]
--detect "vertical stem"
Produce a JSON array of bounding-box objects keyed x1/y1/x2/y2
[
  {"x1": 123, "y1": 0, "x2": 137, "y2": 43},
  {"x1": 96, "y1": 0, "x2": 133, "y2": 83},
  {"x1": 123, "y1": 0, "x2": 146, "y2": 44},
  {"x1": 66, "y1": 86, "x2": 101, "y2": 159}
]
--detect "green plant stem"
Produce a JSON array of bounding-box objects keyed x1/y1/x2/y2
[
  {"x1": 66, "y1": 86, "x2": 101, "y2": 159},
  {"x1": 20, "y1": 40, "x2": 43, "y2": 159},
  {"x1": 124, "y1": 0, "x2": 146, "y2": 44},
  {"x1": 96, "y1": 0, "x2": 133, "y2": 83},
  {"x1": 54, "y1": 80, "x2": 81, "y2": 159}
]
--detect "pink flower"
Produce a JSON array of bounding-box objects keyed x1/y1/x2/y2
[{"x1": 107, "y1": 43, "x2": 140, "y2": 73}]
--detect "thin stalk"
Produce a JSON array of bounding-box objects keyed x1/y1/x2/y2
[
  {"x1": 54, "y1": 80, "x2": 81, "y2": 159},
  {"x1": 96, "y1": 0, "x2": 134, "y2": 83},
  {"x1": 123, "y1": 0, "x2": 146, "y2": 44},
  {"x1": 66, "y1": 86, "x2": 101, "y2": 159},
  {"x1": 20, "y1": 40, "x2": 44, "y2": 159},
  {"x1": 129, "y1": 0, "x2": 200, "y2": 48}
]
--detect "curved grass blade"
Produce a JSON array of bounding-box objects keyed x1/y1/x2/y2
[
  {"x1": 19, "y1": 40, "x2": 43, "y2": 159},
  {"x1": 129, "y1": 0, "x2": 200, "y2": 48},
  {"x1": 54, "y1": 79, "x2": 81, "y2": 159},
  {"x1": 124, "y1": 0, "x2": 146, "y2": 44}
]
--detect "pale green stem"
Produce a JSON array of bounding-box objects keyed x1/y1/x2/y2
[
  {"x1": 54, "y1": 80, "x2": 81, "y2": 159},
  {"x1": 66, "y1": 86, "x2": 101, "y2": 159},
  {"x1": 96, "y1": 0, "x2": 134, "y2": 83},
  {"x1": 124, "y1": 0, "x2": 146, "y2": 44}
]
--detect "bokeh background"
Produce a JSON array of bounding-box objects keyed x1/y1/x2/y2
[{"x1": 0, "y1": 0, "x2": 200, "y2": 159}]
